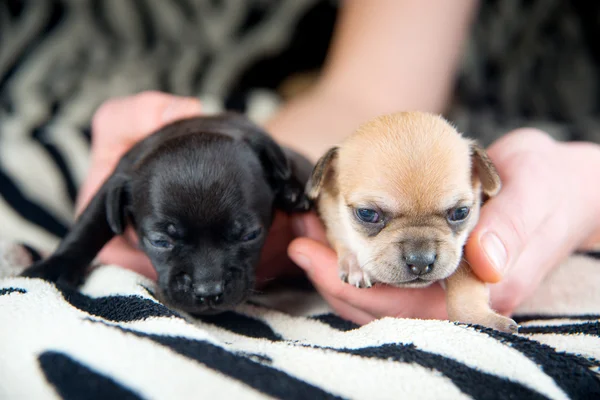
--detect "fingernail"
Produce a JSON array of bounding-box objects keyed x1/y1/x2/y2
[
  {"x1": 481, "y1": 232, "x2": 508, "y2": 274},
  {"x1": 162, "y1": 97, "x2": 202, "y2": 123},
  {"x1": 290, "y1": 217, "x2": 306, "y2": 237},
  {"x1": 290, "y1": 251, "x2": 311, "y2": 272}
]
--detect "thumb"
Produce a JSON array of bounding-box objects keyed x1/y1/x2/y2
[
  {"x1": 465, "y1": 160, "x2": 555, "y2": 283},
  {"x1": 290, "y1": 212, "x2": 329, "y2": 245},
  {"x1": 288, "y1": 237, "x2": 337, "y2": 277}
]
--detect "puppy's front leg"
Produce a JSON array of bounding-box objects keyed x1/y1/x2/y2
[
  {"x1": 335, "y1": 243, "x2": 373, "y2": 289},
  {"x1": 21, "y1": 175, "x2": 126, "y2": 285},
  {"x1": 445, "y1": 261, "x2": 519, "y2": 333}
]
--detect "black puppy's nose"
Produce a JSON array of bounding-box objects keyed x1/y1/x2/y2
[
  {"x1": 404, "y1": 251, "x2": 436, "y2": 276},
  {"x1": 193, "y1": 282, "x2": 224, "y2": 306}
]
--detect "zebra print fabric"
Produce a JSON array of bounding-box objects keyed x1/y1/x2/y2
[
  {"x1": 1, "y1": 1, "x2": 600, "y2": 399},
  {"x1": 0, "y1": 243, "x2": 599, "y2": 399}
]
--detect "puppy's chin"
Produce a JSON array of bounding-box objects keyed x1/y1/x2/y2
[
  {"x1": 158, "y1": 289, "x2": 250, "y2": 316},
  {"x1": 390, "y1": 278, "x2": 437, "y2": 289},
  {"x1": 363, "y1": 255, "x2": 462, "y2": 289},
  {"x1": 155, "y1": 272, "x2": 254, "y2": 316}
]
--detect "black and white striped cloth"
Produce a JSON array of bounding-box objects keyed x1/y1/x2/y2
[
  {"x1": 1, "y1": 1, "x2": 600, "y2": 399},
  {"x1": 1, "y1": 242, "x2": 599, "y2": 399}
]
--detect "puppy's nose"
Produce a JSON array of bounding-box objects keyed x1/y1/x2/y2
[
  {"x1": 404, "y1": 251, "x2": 436, "y2": 276},
  {"x1": 193, "y1": 281, "x2": 225, "y2": 306}
]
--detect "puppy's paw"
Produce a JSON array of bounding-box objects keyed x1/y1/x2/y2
[
  {"x1": 480, "y1": 313, "x2": 519, "y2": 334},
  {"x1": 338, "y1": 253, "x2": 372, "y2": 288},
  {"x1": 451, "y1": 310, "x2": 519, "y2": 334}
]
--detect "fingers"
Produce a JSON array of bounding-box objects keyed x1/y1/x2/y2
[
  {"x1": 465, "y1": 129, "x2": 558, "y2": 283},
  {"x1": 323, "y1": 295, "x2": 378, "y2": 325},
  {"x1": 289, "y1": 212, "x2": 329, "y2": 245},
  {"x1": 256, "y1": 212, "x2": 302, "y2": 285},
  {"x1": 91, "y1": 91, "x2": 203, "y2": 153},
  {"x1": 488, "y1": 209, "x2": 572, "y2": 314},
  {"x1": 288, "y1": 237, "x2": 447, "y2": 320},
  {"x1": 488, "y1": 140, "x2": 600, "y2": 312},
  {"x1": 77, "y1": 92, "x2": 202, "y2": 213}
]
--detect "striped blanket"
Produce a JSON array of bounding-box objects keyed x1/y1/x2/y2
[{"x1": 1, "y1": 242, "x2": 599, "y2": 399}]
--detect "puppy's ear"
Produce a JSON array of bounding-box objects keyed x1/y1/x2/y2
[
  {"x1": 105, "y1": 173, "x2": 131, "y2": 235},
  {"x1": 470, "y1": 144, "x2": 501, "y2": 197},
  {"x1": 306, "y1": 146, "x2": 339, "y2": 200},
  {"x1": 241, "y1": 124, "x2": 312, "y2": 213}
]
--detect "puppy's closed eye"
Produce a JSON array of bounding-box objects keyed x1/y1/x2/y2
[
  {"x1": 144, "y1": 223, "x2": 180, "y2": 250},
  {"x1": 239, "y1": 227, "x2": 263, "y2": 242},
  {"x1": 147, "y1": 236, "x2": 175, "y2": 250}
]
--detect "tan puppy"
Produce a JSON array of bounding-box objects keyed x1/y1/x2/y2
[{"x1": 307, "y1": 111, "x2": 518, "y2": 333}]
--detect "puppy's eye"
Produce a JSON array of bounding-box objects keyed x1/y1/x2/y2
[
  {"x1": 355, "y1": 208, "x2": 380, "y2": 223},
  {"x1": 448, "y1": 207, "x2": 470, "y2": 222},
  {"x1": 241, "y1": 227, "x2": 262, "y2": 242},
  {"x1": 148, "y1": 238, "x2": 174, "y2": 250}
]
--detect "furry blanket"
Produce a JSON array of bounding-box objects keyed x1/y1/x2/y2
[{"x1": 0, "y1": 241, "x2": 599, "y2": 399}]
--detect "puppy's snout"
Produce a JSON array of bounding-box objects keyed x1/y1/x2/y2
[
  {"x1": 404, "y1": 251, "x2": 436, "y2": 276},
  {"x1": 171, "y1": 272, "x2": 225, "y2": 307},
  {"x1": 193, "y1": 281, "x2": 225, "y2": 306}
]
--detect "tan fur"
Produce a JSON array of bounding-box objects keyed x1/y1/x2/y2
[
  {"x1": 445, "y1": 261, "x2": 517, "y2": 332},
  {"x1": 308, "y1": 111, "x2": 518, "y2": 333}
]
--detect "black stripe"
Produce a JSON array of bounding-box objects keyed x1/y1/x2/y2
[
  {"x1": 198, "y1": 311, "x2": 283, "y2": 341},
  {"x1": 5, "y1": 0, "x2": 26, "y2": 17},
  {"x1": 224, "y1": 92, "x2": 248, "y2": 113},
  {"x1": 22, "y1": 243, "x2": 43, "y2": 263},
  {"x1": 0, "y1": 1, "x2": 65, "y2": 92},
  {"x1": 514, "y1": 314, "x2": 600, "y2": 323},
  {"x1": 157, "y1": 68, "x2": 172, "y2": 93},
  {"x1": 0, "y1": 287, "x2": 26, "y2": 296},
  {"x1": 474, "y1": 326, "x2": 600, "y2": 399},
  {"x1": 131, "y1": 0, "x2": 157, "y2": 49},
  {"x1": 171, "y1": 0, "x2": 196, "y2": 24},
  {"x1": 0, "y1": 169, "x2": 68, "y2": 238},
  {"x1": 311, "y1": 313, "x2": 360, "y2": 332},
  {"x1": 103, "y1": 323, "x2": 344, "y2": 400},
  {"x1": 81, "y1": 126, "x2": 92, "y2": 143},
  {"x1": 575, "y1": 250, "x2": 600, "y2": 260},
  {"x1": 55, "y1": 283, "x2": 184, "y2": 322},
  {"x1": 32, "y1": 124, "x2": 79, "y2": 205},
  {"x1": 235, "y1": 351, "x2": 273, "y2": 365},
  {"x1": 324, "y1": 343, "x2": 548, "y2": 400},
  {"x1": 519, "y1": 321, "x2": 600, "y2": 336},
  {"x1": 90, "y1": 0, "x2": 119, "y2": 41},
  {"x1": 39, "y1": 351, "x2": 142, "y2": 400}
]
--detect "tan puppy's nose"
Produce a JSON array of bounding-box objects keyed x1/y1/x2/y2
[{"x1": 404, "y1": 251, "x2": 436, "y2": 276}]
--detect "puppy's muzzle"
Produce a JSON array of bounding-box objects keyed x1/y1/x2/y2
[
  {"x1": 404, "y1": 250, "x2": 436, "y2": 276},
  {"x1": 170, "y1": 272, "x2": 227, "y2": 309},
  {"x1": 401, "y1": 240, "x2": 437, "y2": 277}
]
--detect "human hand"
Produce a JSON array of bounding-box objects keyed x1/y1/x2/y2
[
  {"x1": 287, "y1": 129, "x2": 600, "y2": 325},
  {"x1": 465, "y1": 129, "x2": 600, "y2": 315}
]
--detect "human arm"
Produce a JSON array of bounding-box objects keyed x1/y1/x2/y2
[{"x1": 266, "y1": 0, "x2": 479, "y2": 162}]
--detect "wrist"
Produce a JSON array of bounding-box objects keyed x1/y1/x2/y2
[{"x1": 265, "y1": 77, "x2": 405, "y2": 163}]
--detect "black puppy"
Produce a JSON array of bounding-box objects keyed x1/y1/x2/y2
[{"x1": 21, "y1": 113, "x2": 312, "y2": 314}]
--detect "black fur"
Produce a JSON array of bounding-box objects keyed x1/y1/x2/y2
[{"x1": 21, "y1": 113, "x2": 312, "y2": 314}]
